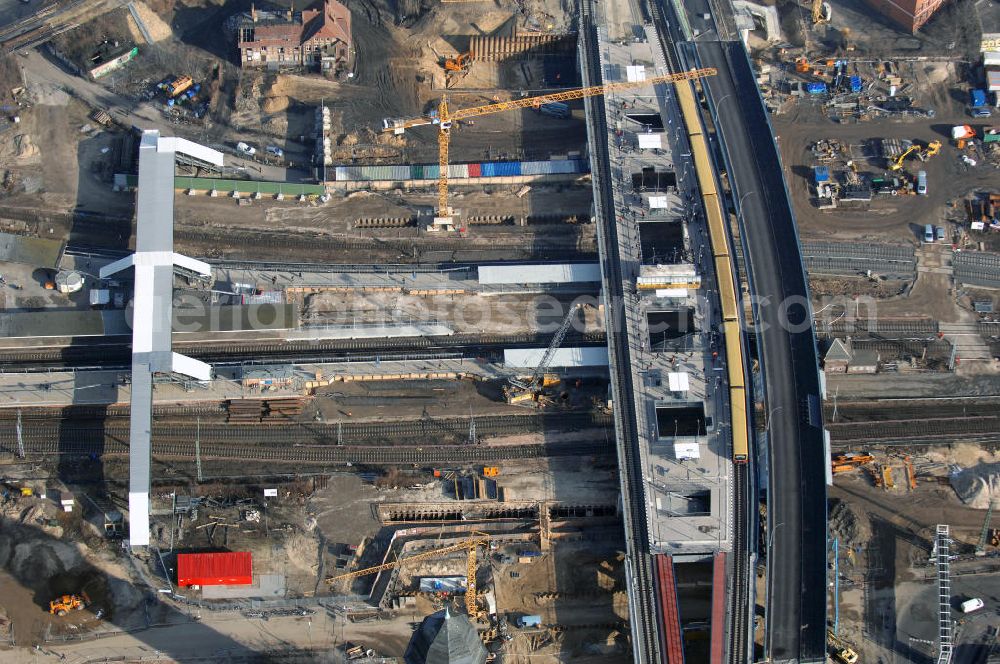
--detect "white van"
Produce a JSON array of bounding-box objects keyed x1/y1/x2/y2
[
  {"x1": 961, "y1": 597, "x2": 985, "y2": 613},
  {"x1": 917, "y1": 170, "x2": 927, "y2": 195}
]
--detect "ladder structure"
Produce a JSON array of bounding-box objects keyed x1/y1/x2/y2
[
  {"x1": 976, "y1": 499, "x2": 996, "y2": 557},
  {"x1": 936, "y1": 524, "x2": 953, "y2": 664}
]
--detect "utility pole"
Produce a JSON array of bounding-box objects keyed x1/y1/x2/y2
[
  {"x1": 15, "y1": 409, "x2": 25, "y2": 459},
  {"x1": 195, "y1": 417, "x2": 203, "y2": 483}
]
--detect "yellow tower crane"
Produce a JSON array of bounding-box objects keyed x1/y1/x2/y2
[
  {"x1": 325, "y1": 534, "x2": 491, "y2": 618},
  {"x1": 381, "y1": 67, "x2": 718, "y2": 227}
]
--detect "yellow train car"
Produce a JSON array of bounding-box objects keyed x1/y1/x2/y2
[
  {"x1": 723, "y1": 320, "x2": 745, "y2": 389},
  {"x1": 704, "y1": 194, "x2": 729, "y2": 257},
  {"x1": 715, "y1": 255, "x2": 739, "y2": 323},
  {"x1": 690, "y1": 136, "x2": 718, "y2": 198},
  {"x1": 730, "y1": 386, "x2": 749, "y2": 464},
  {"x1": 674, "y1": 80, "x2": 703, "y2": 137}
]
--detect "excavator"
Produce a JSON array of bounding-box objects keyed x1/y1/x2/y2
[
  {"x1": 443, "y1": 52, "x2": 474, "y2": 87},
  {"x1": 888, "y1": 144, "x2": 920, "y2": 171}
]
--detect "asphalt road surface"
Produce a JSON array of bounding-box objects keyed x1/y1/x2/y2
[{"x1": 686, "y1": 39, "x2": 828, "y2": 664}]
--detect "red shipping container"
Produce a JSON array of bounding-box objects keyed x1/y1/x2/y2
[
  {"x1": 177, "y1": 552, "x2": 252, "y2": 587},
  {"x1": 467, "y1": 163, "x2": 481, "y2": 178}
]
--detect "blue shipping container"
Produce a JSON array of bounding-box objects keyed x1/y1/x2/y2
[
  {"x1": 971, "y1": 89, "x2": 987, "y2": 108},
  {"x1": 813, "y1": 166, "x2": 830, "y2": 184},
  {"x1": 849, "y1": 76, "x2": 862, "y2": 92},
  {"x1": 806, "y1": 82, "x2": 828, "y2": 94},
  {"x1": 482, "y1": 162, "x2": 522, "y2": 177}
]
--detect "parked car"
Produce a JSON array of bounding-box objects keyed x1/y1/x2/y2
[
  {"x1": 236, "y1": 142, "x2": 256, "y2": 156},
  {"x1": 970, "y1": 108, "x2": 992, "y2": 119},
  {"x1": 924, "y1": 224, "x2": 934, "y2": 242},
  {"x1": 935, "y1": 226, "x2": 945, "y2": 241},
  {"x1": 266, "y1": 145, "x2": 284, "y2": 158},
  {"x1": 961, "y1": 597, "x2": 985, "y2": 613}
]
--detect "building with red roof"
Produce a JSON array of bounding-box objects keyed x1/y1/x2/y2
[{"x1": 238, "y1": 1, "x2": 352, "y2": 74}]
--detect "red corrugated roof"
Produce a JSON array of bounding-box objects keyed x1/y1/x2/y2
[{"x1": 177, "y1": 552, "x2": 253, "y2": 587}]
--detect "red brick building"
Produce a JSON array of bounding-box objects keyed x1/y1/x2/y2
[
  {"x1": 238, "y1": 1, "x2": 352, "y2": 73},
  {"x1": 863, "y1": 0, "x2": 948, "y2": 33}
]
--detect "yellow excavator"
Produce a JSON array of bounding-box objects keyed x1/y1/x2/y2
[{"x1": 889, "y1": 145, "x2": 920, "y2": 171}]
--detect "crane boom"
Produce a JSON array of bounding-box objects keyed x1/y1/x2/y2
[
  {"x1": 326, "y1": 536, "x2": 490, "y2": 583},
  {"x1": 448, "y1": 67, "x2": 718, "y2": 121},
  {"x1": 381, "y1": 67, "x2": 718, "y2": 219}
]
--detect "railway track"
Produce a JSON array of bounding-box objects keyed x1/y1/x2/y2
[
  {"x1": 0, "y1": 332, "x2": 608, "y2": 369},
  {"x1": 11, "y1": 439, "x2": 612, "y2": 464},
  {"x1": 827, "y1": 416, "x2": 1000, "y2": 443},
  {"x1": 644, "y1": 0, "x2": 753, "y2": 660},
  {"x1": 0, "y1": 412, "x2": 613, "y2": 450},
  {"x1": 580, "y1": 0, "x2": 660, "y2": 660}
]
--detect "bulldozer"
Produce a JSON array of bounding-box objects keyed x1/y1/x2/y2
[{"x1": 49, "y1": 592, "x2": 89, "y2": 616}]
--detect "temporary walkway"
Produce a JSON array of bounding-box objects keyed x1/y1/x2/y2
[{"x1": 100, "y1": 130, "x2": 223, "y2": 548}]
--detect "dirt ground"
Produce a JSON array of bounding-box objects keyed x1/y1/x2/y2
[{"x1": 827, "y1": 443, "x2": 1000, "y2": 662}]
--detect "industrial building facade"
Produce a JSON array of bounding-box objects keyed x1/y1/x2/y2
[
  {"x1": 863, "y1": 0, "x2": 947, "y2": 33},
  {"x1": 237, "y1": 0, "x2": 352, "y2": 73}
]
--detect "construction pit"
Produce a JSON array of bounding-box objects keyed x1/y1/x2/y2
[
  {"x1": 820, "y1": 443, "x2": 1000, "y2": 663},
  {"x1": 1, "y1": 453, "x2": 630, "y2": 661}
]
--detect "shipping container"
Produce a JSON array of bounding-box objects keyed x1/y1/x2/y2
[
  {"x1": 520, "y1": 161, "x2": 547, "y2": 175},
  {"x1": 411, "y1": 164, "x2": 424, "y2": 180},
  {"x1": 813, "y1": 166, "x2": 830, "y2": 184},
  {"x1": 467, "y1": 162, "x2": 482, "y2": 177},
  {"x1": 971, "y1": 89, "x2": 988, "y2": 108},
  {"x1": 806, "y1": 82, "x2": 828, "y2": 95},
  {"x1": 849, "y1": 76, "x2": 862, "y2": 93},
  {"x1": 177, "y1": 552, "x2": 252, "y2": 587},
  {"x1": 482, "y1": 161, "x2": 522, "y2": 177},
  {"x1": 448, "y1": 164, "x2": 469, "y2": 179},
  {"x1": 517, "y1": 615, "x2": 543, "y2": 628}
]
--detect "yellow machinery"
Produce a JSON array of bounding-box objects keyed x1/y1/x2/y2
[
  {"x1": 326, "y1": 534, "x2": 491, "y2": 618},
  {"x1": 919, "y1": 140, "x2": 942, "y2": 160},
  {"x1": 381, "y1": 68, "x2": 718, "y2": 224},
  {"x1": 889, "y1": 145, "x2": 920, "y2": 171},
  {"x1": 50, "y1": 592, "x2": 89, "y2": 616},
  {"x1": 444, "y1": 52, "x2": 473, "y2": 72},
  {"x1": 831, "y1": 453, "x2": 875, "y2": 474},
  {"x1": 828, "y1": 631, "x2": 859, "y2": 663},
  {"x1": 812, "y1": 0, "x2": 830, "y2": 23},
  {"x1": 504, "y1": 302, "x2": 585, "y2": 406}
]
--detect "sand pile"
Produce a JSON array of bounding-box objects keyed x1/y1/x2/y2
[
  {"x1": 262, "y1": 95, "x2": 290, "y2": 113},
  {"x1": 950, "y1": 462, "x2": 1000, "y2": 508},
  {"x1": 14, "y1": 135, "x2": 38, "y2": 159}
]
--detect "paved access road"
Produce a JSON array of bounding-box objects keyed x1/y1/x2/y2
[{"x1": 689, "y1": 39, "x2": 828, "y2": 663}]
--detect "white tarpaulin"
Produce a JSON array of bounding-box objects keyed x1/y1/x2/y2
[
  {"x1": 626, "y1": 65, "x2": 646, "y2": 82},
  {"x1": 638, "y1": 133, "x2": 662, "y2": 149}
]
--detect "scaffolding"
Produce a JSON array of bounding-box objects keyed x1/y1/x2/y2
[{"x1": 936, "y1": 524, "x2": 953, "y2": 664}]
